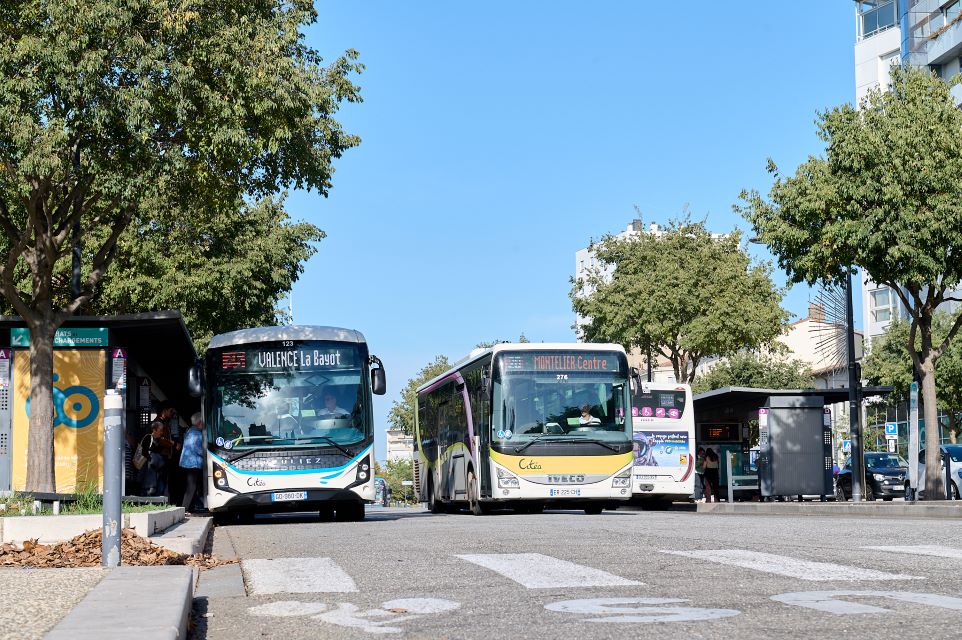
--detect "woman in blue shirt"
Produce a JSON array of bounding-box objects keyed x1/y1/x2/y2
[{"x1": 179, "y1": 413, "x2": 206, "y2": 513}]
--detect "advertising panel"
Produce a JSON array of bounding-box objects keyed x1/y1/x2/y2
[
  {"x1": 12, "y1": 349, "x2": 106, "y2": 491},
  {"x1": 632, "y1": 429, "x2": 690, "y2": 468}
]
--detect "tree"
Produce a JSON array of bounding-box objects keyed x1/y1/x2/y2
[
  {"x1": 863, "y1": 313, "x2": 962, "y2": 443},
  {"x1": 375, "y1": 458, "x2": 414, "y2": 504},
  {"x1": 571, "y1": 218, "x2": 789, "y2": 383},
  {"x1": 740, "y1": 67, "x2": 962, "y2": 498},
  {"x1": 388, "y1": 355, "x2": 450, "y2": 436},
  {"x1": 0, "y1": 2, "x2": 362, "y2": 491},
  {"x1": 84, "y1": 194, "x2": 323, "y2": 353},
  {"x1": 692, "y1": 351, "x2": 814, "y2": 395}
]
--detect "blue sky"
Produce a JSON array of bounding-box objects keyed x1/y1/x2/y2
[{"x1": 286, "y1": 2, "x2": 860, "y2": 460}]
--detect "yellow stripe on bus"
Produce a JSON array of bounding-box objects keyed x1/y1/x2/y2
[{"x1": 490, "y1": 450, "x2": 632, "y2": 476}]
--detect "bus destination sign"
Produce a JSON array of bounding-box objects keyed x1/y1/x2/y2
[
  {"x1": 220, "y1": 344, "x2": 358, "y2": 371},
  {"x1": 503, "y1": 352, "x2": 620, "y2": 372}
]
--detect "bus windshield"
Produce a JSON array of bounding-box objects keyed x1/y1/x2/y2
[
  {"x1": 208, "y1": 341, "x2": 369, "y2": 450},
  {"x1": 492, "y1": 350, "x2": 629, "y2": 443}
]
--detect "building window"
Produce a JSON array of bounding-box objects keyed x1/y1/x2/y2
[
  {"x1": 858, "y1": 1, "x2": 898, "y2": 39},
  {"x1": 946, "y1": 1, "x2": 962, "y2": 25},
  {"x1": 870, "y1": 288, "x2": 894, "y2": 323}
]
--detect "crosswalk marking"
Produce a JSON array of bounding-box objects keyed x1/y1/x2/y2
[
  {"x1": 456, "y1": 553, "x2": 641, "y2": 588},
  {"x1": 243, "y1": 557, "x2": 358, "y2": 595},
  {"x1": 660, "y1": 550, "x2": 919, "y2": 581},
  {"x1": 865, "y1": 545, "x2": 962, "y2": 559}
]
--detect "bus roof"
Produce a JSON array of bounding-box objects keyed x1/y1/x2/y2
[
  {"x1": 417, "y1": 342, "x2": 627, "y2": 393},
  {"x1": 208, "y1": 325, "x2": 367, "y2": 350}
]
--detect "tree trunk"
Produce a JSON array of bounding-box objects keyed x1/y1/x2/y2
[
  {"x1": 25, "y1": 316, "x2": 58, "y2": 493},
  {"x1": 919, "y1": 357, "x2": 944, "y2": 499}
]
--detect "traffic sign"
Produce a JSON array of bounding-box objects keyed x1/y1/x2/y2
[
  {"x1": 885, "y1": 422, "x2": 898, "y2": 437},
  {"x1": 842, "y1": 439, "x2": 851, "y2": 453},
  {"x1": 401, "y1": 480, "x2": 413, "y2": 486},
  {"x1": 887, "y1": 439, "x2": 897, "y2": 453}
]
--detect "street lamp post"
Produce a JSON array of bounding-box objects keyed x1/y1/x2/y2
[{"x1": 845, "y1": 266, "x2": 865, "y2": 502}]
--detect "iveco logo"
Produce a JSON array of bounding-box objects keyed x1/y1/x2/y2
[{"x1": 548, "y1": 474, "x2": 585, "y2": 484}]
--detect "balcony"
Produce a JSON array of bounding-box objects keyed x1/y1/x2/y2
[{"x1": 858, "y1": 1, "x2": 898, "y2": 40}]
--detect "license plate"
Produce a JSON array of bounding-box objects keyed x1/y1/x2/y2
[
  {"x1": 635, "y1": 474, "x2": 657, "y2": 481},
  {"x1": 549, "y1": 488, "x2": 581, "y2": 497},
  {"x1": 272, "y1": 491, "x2": 307, "y2": 502}
]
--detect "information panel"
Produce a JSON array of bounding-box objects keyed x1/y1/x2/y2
[
  {"x1": 217, "y1": 342, "x2": 360, "y2": 373},
  {"x1": 501, "y1": 351, "x2": 622, "y2": 373}
]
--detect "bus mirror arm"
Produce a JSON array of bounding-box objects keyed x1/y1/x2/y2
[
  {"x1": 481, "y1": 366, "x2": 489, "y2": 393},
  {"x1": 629, "y1": 367, "x2": 640, "y2": 395},
  {"x1": 370, "y1": 355, "x2": 387, "y2": 395},
  {"x1": 188, "y1": 360, "x2": 203, "y2": 398}
]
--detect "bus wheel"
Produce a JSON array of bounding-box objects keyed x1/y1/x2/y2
[
  {"x1": 584, "y1": 504, "x2": 604, "y2": 515},
  {"x1": 467, "y1": 470, "x2": 486, "y2": 516},
  {"x1": 428, "y1": 479, "x2": 444, "y2": 514},
  {"x1": 336, "y1": 503, "x2": 365, "y2": 522}
]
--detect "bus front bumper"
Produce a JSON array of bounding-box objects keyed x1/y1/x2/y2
[{"x1": 210, "y1": 488, "x2": 369, "y2": 513}]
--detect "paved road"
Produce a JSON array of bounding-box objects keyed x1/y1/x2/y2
[{"x1": 194, "y1": 505, "x2": 962, "y2": 639}]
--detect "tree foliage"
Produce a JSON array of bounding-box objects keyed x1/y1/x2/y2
[
  {"x1": 864, "y1": 313, "x2": 962, "y2": 440},
  {"x1": 739, "y1": 66, "x2": 962, "y2": 497},
  {"x1": 375, "y1": 459, "x2": 415, "y2": 504},
  {"x1": 388, "y1": 355, "x2": 451, "y2": 436},
  {"x1": 692, "y1": 352, "x2": 815, "y2": 395},
  {"x1": 0, "y1": 1, "x2": 362, "y2": 491},
  {"x1": 571, "y1": 218, "x2": 789, "y2": 383},
  {"x1": 84, "y1": 195, "x2": 323, "y2": 353}
]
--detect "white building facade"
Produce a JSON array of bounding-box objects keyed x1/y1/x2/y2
[
  {"x1": 854, "y1": 1, "x2": 962, "y2": 347},
  {"x1": 385, "y1": 426, "x2": 414, "y2": 462}
]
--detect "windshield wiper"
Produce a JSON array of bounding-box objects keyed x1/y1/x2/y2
[
  {"x1": 513, "y1": 434, "x2": 552, "y2": 454},
  {"x1": 226, "y1": 447, "x2": 271, "y2": 464},
  {"x1": 297, "y1": 435, "x2": 352, "y2": 457}
]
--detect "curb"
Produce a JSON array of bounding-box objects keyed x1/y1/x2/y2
[
  {"x1": 45, "y1": 565, "x2": 193, "y2": 640},
  {"x1": 0, "y1": 507, "x2": 185, "y2": 544},
  {"x1": 149, "y1": 516, "x2": 212, "y2": 555},
  {"x1": 697, "y1": 501, "x2": 962, "y2": 519}
]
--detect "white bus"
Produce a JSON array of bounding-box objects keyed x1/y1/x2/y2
[
  {"x1": 190, "y1": 326, "x2": 386, "y2": 523},
  {"x1": 414, "y1": 343, "x2": 635, "y2": 515},
  {"x1": 630, "y1": 382, "x2": 695, "y2": 509}
]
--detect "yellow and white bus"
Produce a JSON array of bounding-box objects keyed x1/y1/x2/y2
[
  {"x1": 414, "y1": 343, "x2": 634, "y2": 515},
  {"x1": 630, "y1": 382, "x2": 695, "y2": 509}
]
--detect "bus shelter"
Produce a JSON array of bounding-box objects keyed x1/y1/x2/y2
[
  {"x1": 0, "y1": 311, "x2": 198, "y2": 493},
  {"x1": 693, "y1": 386, "x2": 892, "y2": 499}
]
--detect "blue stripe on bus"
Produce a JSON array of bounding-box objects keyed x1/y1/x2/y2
[{"x1": 210, "y1": 445, "x2": 373, "y2": 476}]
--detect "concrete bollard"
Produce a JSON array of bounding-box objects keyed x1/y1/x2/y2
[{"x1": 102, "y1": 390, "x2": 123, "y2": 567}]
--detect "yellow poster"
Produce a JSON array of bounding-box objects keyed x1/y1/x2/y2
[{"x1": 12, "y1": 350, "x2": 106, "y2": 492}]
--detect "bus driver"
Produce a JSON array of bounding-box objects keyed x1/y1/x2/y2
[{"x1": 317, "y1": 390, "x2": 349, "y2": 418}]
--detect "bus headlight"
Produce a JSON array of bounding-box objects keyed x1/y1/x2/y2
[
  {"x1": 212, "y1": 462, "x2": 230, "y2": 488},
  {"x1": 356, "y1": 456, "x2": 371, "y2": 483},
  {"x1": 497, "y1": 467, "x2": 520, "y2": 488},
  {"x1": 611, "y1": 470, "x2": 631, "y2": 488}
]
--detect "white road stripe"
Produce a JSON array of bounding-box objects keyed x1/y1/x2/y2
[
  {"x1": 865, "y1": 545, "x2": 962, "y2": 559},
  {"x1": 456, "y1": 553, "x2": 641, "y2": 588},
  {"x1": 243, "y1": 557, "x2": 358, "y2": 595},
  {"x1": 661, "y1": 550, "x2": 919, "y2": 581}
]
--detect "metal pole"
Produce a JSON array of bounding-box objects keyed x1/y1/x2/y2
[
  {"x1": 846, "y1": 267, "x2": 865, "y2": 502},
  {"x1": 646, "y1": 346, "x2": 653, "y2": 382},
  {"x1": 726, "y1": 451, "x2": 734, "y2": 504},
  {"x1": 908, "y1": 381, "x2": 919, "y2": 500},
  {"x1": 102, "y1": 390, "x2": 123, "y2": 567}
]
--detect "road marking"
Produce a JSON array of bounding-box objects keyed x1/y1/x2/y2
[
  {"x1": 316, "y1": 598, "x2": 460, "y2": 634},
  {"x1": 545, "y1": 597, "x2": 740, "y2": 623},
  {"x1": 865, "y1": 545, "x2": 962, "y2": 559},
  {"x1": 249, "y1": 601, "x2": 328, "y2": 617},
  {"x1": 661, "y1": 550, "x2": 919, "y2": 581},
  {"x1": 456, "y1": 553, "x2": 641, "y2": 588},
  {"x1": 243, "y1": 557, "x2": 358, "y2": 595},
  {"x1": 772, "y1": 591, "x2": 962, "y2": 615}
]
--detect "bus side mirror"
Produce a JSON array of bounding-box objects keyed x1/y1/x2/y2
[
  {"x1": 370, "y1": 355, "x2": 387, "y2": 395},
  {"x1": 481, "y1": 366, "x2": 490, "y2": 393},
  {"x1": 629, "y1": 367, "x2": 640, "y2": 395},
  {"x1": 188, "y1": 361, "x2": 203, "y2": 398}
]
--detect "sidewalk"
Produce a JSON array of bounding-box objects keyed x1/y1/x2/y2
[
  {"x1": 0, "y1": 517, "x2": 212, "y2": 640},
  {"x1": 697, "y1": 500, "x2": 962, "y2": 518}
]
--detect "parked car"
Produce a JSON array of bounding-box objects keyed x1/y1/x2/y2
[
  {"x1": 834, "y1": 452, "x2": 907, "y2": 501},
  {"x1": 914, "y1": 445, "x2": 962, "y2": 500}
]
